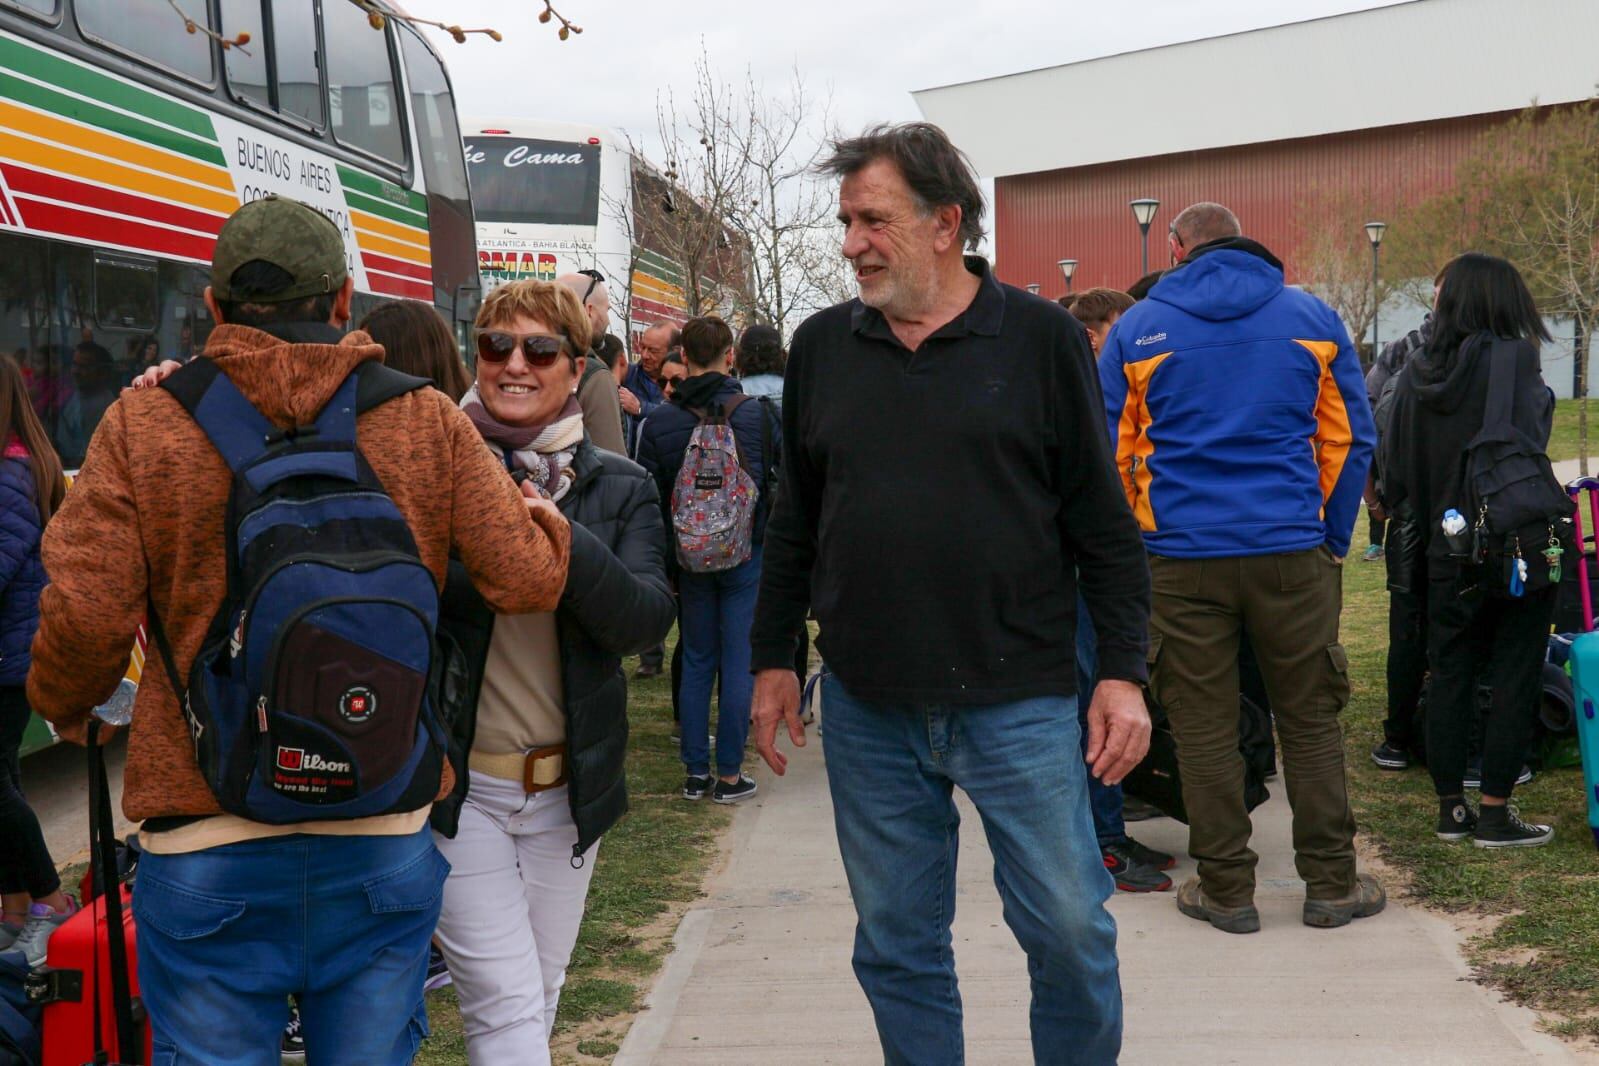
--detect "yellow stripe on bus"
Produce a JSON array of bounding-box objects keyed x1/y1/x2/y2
[
  {"x1": 354, "y1": 226, "x2": 432, "y2": 265},
  {"x1": 0, "y1": 130, "x2": 238, "y2": 217},
  {"x1": 0, "y1": 100, "x2": 233, "y2": 193},
  {"x1": 350, "y1": 209, "x2": 430, "y2": 252},
  {"x1": 631, "y1": 272, "x2": 687, "y2": 307}
]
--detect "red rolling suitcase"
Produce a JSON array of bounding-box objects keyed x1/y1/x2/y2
[{"x1": 25, "y1": 721, "x2": 150, "y2": 1064}]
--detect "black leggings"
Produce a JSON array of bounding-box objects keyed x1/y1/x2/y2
[
  {"x1": 1425, "y1": 580, "x2": 1554, "y2": 799},
  {"x1": 0, "y1": 686, "x2": 60, "y2": 899}
]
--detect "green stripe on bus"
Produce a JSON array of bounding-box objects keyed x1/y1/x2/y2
[
  {"x1": 344, "y1": 187, "x2": 428, "y2": 229},
  {"x1": 337, "y1": 165, "x2": 427, "y2": 215},
  {"x1": 0, "y1": 70, "x2": 226, "y2": 168},
  {"x1": 634, "y1": 248, "x2": 685, "y2": 285},
  {"x1": 0, "y1": 34, "x2": 216, "y2": 141}
]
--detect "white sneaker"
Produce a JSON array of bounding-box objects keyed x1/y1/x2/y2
[
  {"x1": 0, "y1": 920, "x2": 22, "y2": 952},
  {"x1": 17, "y1": 901, "x2": 76, "y2": 967}
]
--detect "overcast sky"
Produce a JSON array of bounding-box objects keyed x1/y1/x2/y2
[{"x1": 419, "y1": 0, "x2": 1412, "y2": 163}]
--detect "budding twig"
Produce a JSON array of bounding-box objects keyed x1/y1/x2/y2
[{"x1": 167, "y1": 0, "x2": 252, "y2": 52}]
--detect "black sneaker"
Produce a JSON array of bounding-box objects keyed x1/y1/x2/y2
[
  {"x1": 1102, "y1": 841, "x2": 1173, "y2": 892},
  {"x1": 423, "y1": 943, "x2": 452, "y2": 992},
  {"x1": 1473, "y1": 805, "x2": 1553, "y2": 849},
  {"x1": 682, "y1": 774, "x2": 713, "y2": 801},
  {"x1": 281, "y1": 1003, "x2": 305, "y2": 1062},
  {"x1": 1123, "y1": 836, "x2": 1176, "y2": 871},
  {"x1": 1462, "y1": 760, "x2": 1534, "y2": 790},
  {"x1": 712, "y1": 773, "x2": 758, "y2": 804},
  {"x1": 1436, "y1": 797, "x2": 1478, "y2": 841},
  {"x1": 1371, "y1": 741, "x2": 1411, "y2": 771}
]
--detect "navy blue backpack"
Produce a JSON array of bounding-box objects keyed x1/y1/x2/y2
[
  {"x1": 0, "y1": 949, "x2": 39, "y2": 1066},
  {"x1": 148, "y1": 359, "x2": 447, "y2": 824}
]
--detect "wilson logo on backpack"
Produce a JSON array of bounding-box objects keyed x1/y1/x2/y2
[
  {"x1": 147, "y1": 359, "x2": 447, "y2": 824},
  {"x1": 672, "y1": 396, "x2": 758, "y2": 573}
]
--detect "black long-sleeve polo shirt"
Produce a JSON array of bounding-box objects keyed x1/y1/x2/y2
[{"x1": 749, "y1": 258, "x2": 1151, "y2": 704}]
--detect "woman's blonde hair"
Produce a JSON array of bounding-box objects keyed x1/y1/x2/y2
[{"x1": 475, "y1": 280, "x2": 591, "y2": 355}]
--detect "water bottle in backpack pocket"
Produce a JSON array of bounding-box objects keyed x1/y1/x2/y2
[{"x1": 150, "y1": 360, "x2": 447, "y2": 824}]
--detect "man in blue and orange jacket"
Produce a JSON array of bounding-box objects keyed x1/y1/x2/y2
[{"x1": 1098, "y1": 202, "x2": 1381, "y2": 936}]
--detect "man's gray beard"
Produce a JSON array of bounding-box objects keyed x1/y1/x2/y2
[{"x1": 857, "y1": 260, "x2": 938, "y2": 319}]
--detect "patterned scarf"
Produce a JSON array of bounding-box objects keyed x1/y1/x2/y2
[{"x1": 459, "y1": 384, "x2": 585, "y2": 501}]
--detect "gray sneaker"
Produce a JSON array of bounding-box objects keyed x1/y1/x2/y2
[
  {"x1": 16, "y1": 901, "x2": 77, "y2": 967},
  {"x1": 0, "y1": 920, "x2": 21, "y2": 952}
]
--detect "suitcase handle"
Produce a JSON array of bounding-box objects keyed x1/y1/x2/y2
[{"x1": 87, "y1": 719, "x2": 143, "y2": 1066}]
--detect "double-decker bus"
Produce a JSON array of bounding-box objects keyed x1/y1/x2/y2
[
  {"x1": 464, "y1": 117, "x2": 689, "y2": 342},
  {"x1": 1, "y1": 0, "x2": 478, "y2": 755}
]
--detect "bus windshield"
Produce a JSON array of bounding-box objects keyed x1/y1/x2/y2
[{"x1": 465, "y1": 137, "x2": 601, "y2": 226}]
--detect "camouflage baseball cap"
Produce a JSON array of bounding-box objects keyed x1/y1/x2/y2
[{"x1": 210, "y1": 195, "x2": 348, "y2": 301}]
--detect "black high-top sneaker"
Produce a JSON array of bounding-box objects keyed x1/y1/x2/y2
[
  {"x1": 1435, "y1": 796, "x2": 1477, "y2": 841},
  {"x1": 1473, "y1": 804, "x2": 1553, "y2": 849}
]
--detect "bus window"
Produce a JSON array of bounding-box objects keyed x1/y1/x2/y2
[
  {"x1": 222, "y1": 0, "x2": 323, "y2": 126},
  {"x1": 273, "y1": 0, "x2": 323, "y2": 127},
  {"x1": 323, "y1": 0, "x2": 404, "y2": 164},
  {"x1": 0, "y1": 231, "x2": 57, "y2": 437},
  {"x1": 0, "y1": 0, "x2": 56, "y2": 18},
  {"x1": 219, "y1": 0, "x2": 270, "y2": 111},
  {"x1": 76, "y1": 0, "x2": 216, "y2": 84},
  {"x1": 465, "y1": 137, "x2": 600, "y2": 227},
  {"x1": 94, "y1": 254, "x2": 158, "y2": 333},
  {"x1": 399, "y1": 25, "x2": 472, "y2": 316}
]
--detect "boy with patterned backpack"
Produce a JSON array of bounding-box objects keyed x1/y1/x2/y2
[{"x1": 637, "y1": 316, "x2": 780, "y2": 804}]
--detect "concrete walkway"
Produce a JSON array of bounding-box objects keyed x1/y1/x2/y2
[{"x1": 617, "y1": 735, "x2": 1593, "y2": 1065}]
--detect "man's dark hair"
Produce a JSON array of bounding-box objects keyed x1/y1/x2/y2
[
  {"x1": 736, "y1": 324, "x2": 785, "y2": 378},
  {"x1": 1428, "y1": 252, "x2": 1552, "y2": 358},
  {"x1": 1067, "y1": 288, "x2": 1135, "y2": 330},
  {"x1": 1127, "y1": 271, "x2": 1165, "y2": 301},
  {"x1": 216, "y1": 260, "x2": 336, "y2": 327},
  {"x1": 593, "y1": 332, "x2": 626, "y2": 371},
  {"x1": 681, "y1": 316, "x2": 734, "y2": 369},
  {"x1": 818, "y1": 122, "x2": 986, "y2": 251},
  {"x1": 72, "y1": 340, "x2": 113, "y2": 366}
]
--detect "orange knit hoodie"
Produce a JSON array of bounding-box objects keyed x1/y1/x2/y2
[{"x1": 27, "y1": 325, "x2": 571, "y2": 822}]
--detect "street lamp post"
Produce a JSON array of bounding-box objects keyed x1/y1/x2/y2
[
  {"x1": 1058, "y1": 258, "x2": 1078, "y2": 294},
  {"x1": 1026, "y1": 283, "x2": 1041, "y2": 296},
  {"x1": 1130, "y1": 199, "x2": 1160, "y2": 276},
  {"x1": 1365, "y1": 221, "x2": 1386, "y2": 359}
]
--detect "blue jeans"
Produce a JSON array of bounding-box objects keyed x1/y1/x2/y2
[
  {"x1": 678, "y1": 546, "x2": 761, "y2": 777},
  {"x1": 134, "y1": 827, "x2": 447, "y2": 1065},
  {"x1": 821, "y1": 676, "x2": 1121, "y2": 1066},
  {"x1": 1074, "y1": 598, "x2": 1127, "y2": 847}
]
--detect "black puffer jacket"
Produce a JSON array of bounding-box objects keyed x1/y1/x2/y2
[{"x1": 431, "y1": 440, "x2": 676, "y2": 858}]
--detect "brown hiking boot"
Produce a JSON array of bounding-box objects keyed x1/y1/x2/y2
[
  {"x1": 1303, "y1": 872, "x2": 1387, "y2": 928},
  {"x1": 1175, "y1": 877, "x2": 1260, "y2": 934}
]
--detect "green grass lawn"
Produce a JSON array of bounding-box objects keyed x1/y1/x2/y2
[
  {"x1": 1340, "y1": 530, "x2": 1599, "y2": 1040},
  {"x1": 1551, "y1": 398, "x2": 1595, "y2": 464},
  {"x1": 414, "y1": 633, "x2": 732, "y2": 1065}
]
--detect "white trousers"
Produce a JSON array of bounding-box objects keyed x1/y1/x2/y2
[{"x1": 433, "y1": 774, "x2": 598, "y2": 1066}]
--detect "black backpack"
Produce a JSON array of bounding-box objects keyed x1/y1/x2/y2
[
  {"x1": 1123, "y1": 690, "x2": 1272, "y2": 824},
  {"x1": 1462, "y1": 337, "x2": 1572, "y2": 594},
  {"x1": 149, "y1": 360, "x2": 449, "y2": 824}
]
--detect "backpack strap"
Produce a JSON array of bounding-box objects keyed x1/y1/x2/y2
[
  {"x1": 356, "y1": 361, "x2": 429, "y2": 413},
  {"x1": 1482, "y1": 336, "x2": 1517, "y2": 431},
  {"x1": 757, "y1": 396, "x2": 778, "y2": 502}
]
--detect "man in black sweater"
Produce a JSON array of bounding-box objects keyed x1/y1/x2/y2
[{"x1": 748, "y1": 122, "x2": 1150, "y2": 1066}]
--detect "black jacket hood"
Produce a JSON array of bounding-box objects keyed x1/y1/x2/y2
[
  {"x1": 671, "y1": 371, "x2": 740, "y2": 410},
  {"x1": 1407, "y1": 333, "x2": 1489, "y2": 415}
]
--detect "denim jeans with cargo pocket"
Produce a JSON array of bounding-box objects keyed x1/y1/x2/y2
[
  {"x1": 820, "y1": 674, "x2": 1121, "y2": 1066},
  {"x1": 134, "y1": 826, "x2": 446, "y2": 1066}
]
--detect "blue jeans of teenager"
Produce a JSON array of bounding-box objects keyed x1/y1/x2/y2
[
  {"x1": 134, "y1": 827, "x2": 447, "y2": 1065},
  {"x1": 821, "y1": 675, "x2": 1121, "y2": 1066},
  {"x1": 678, "y1": 546, "x2": 761, "y2": 777},
  {"x1": 1074, "y1": 599, "x2": 1127, "y2": 847}
]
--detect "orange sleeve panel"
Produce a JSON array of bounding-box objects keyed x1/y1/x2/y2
[
  {"x1": 1297, "y1": 339, "x2": 1352, "y2": 508},
  {"x1": 1118, "y1": 352, "x2": 1173, "y2": 532}
]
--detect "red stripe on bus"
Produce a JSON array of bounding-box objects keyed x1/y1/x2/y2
[
  {"x1": 364, "y1": 272, "x2": 431, "y2": 301},
  {"x1": 2, "y1": 164, "x2": 226, "y2": 237},
  {"x1": 361, "y1": 252, "x2": 431, "y2": 282},
  {"x1": 631, "y1": 295, "x2": 688, "y2": 320},
  {"x1": 12, "y1": 196, "x2": 216, "y2": 261}
]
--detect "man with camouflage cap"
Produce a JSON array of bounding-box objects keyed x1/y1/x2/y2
[{"x1": 29, "y1": 196, "x2": 572, "y2": 1062}]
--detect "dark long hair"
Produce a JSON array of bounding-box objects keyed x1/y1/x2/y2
[
  {"x1": 358, "y1": 299, "x2": 471, "y2": 402},
  {"x1": 0, "y1": 353, "x2": 66, "y2": 522},
  {"x1": 736, "y1": 324, "x2": 785, "y2": 377},
  {"x1": 1429, "y1": 253, "x2": 1552, "y2": 359}
]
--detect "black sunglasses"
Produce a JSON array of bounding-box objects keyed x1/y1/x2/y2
[
  {"x1": 475, "y1": 330, "x2": 569, "y2": 367},
  {"x1": 577, "y1": 268, "x2": 605, "y2": 304}
]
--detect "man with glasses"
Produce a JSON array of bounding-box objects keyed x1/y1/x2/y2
[{"x1": 556, "y1": 270, "x2": 627, "y2": 455}]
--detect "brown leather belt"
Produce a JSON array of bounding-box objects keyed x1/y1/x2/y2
[{"x1": 470, "y1": 745, "x2": 568, "y2": 794}]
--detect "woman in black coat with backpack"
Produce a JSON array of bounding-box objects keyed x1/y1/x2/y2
[{"x1": 1382, "y1": 252, "x2": 1559, "y2": 849}]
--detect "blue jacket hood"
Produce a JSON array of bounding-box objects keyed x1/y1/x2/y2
[{"x1": 1150, "y1": 238, "x2": 1284, "y2": 323}]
